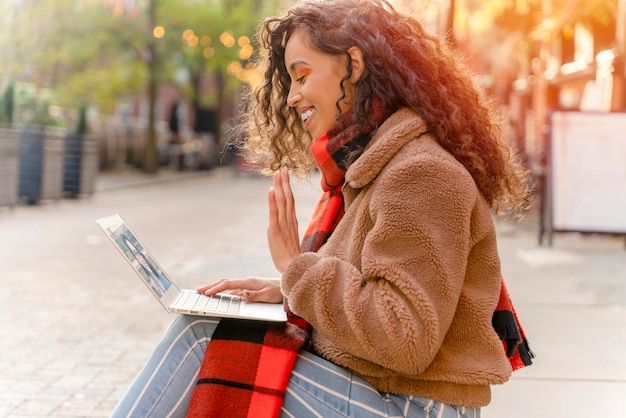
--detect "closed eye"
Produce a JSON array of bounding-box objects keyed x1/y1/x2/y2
[{"x1": 293, "y1": 67, "x2": 310, "y2": 84}]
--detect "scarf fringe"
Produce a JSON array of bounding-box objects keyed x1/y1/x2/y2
[{"x1": 518, "y1": 338, "x2": 535, "y2": 367}]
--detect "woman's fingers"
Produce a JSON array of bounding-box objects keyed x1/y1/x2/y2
[
  {"x1": 267, "y1": 169, "x2": 301, "y2": 272},
  {"x1": 270, "y1": 171, "x2": 286, "y2": 229},
  {"x1": 243, "y1": 286, "x2": 282, "y2": 303},
  {"x1": 197, "y1": 278, "x2": 257, "y2": 294},
  {"x1": 268, "y1": 187, "x2": 278, "y2": 228},
  {"x1": 279, "y1": 168, "x2": 295, "y2": 218},
  {"x1": 271, "y1": 168, "x2": 296, "y2": 228},
  {"x1": 196, "y1": 277, "x2": 283, "y2": 303},
  {"x1": 196, "y1": 278, "x2": 235, "y2": 295}
]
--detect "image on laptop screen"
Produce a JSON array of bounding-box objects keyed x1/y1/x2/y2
[{"x1": 100, "y1": 221, "x2": 172, "y2": 298}]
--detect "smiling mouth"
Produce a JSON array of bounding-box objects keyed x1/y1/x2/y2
[{"x1": 301, "y1": 109, "x2": 313, "y2": 124}]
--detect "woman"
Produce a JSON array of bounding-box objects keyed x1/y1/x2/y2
[{"x1": 112, "y1": 0, "x2": 532, "y2": 416}]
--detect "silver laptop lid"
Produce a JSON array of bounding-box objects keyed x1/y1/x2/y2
[{"x1": 96, "y1": 214, "x2": 181, "y2": 309}]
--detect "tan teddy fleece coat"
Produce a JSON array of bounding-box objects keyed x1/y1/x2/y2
[{"x1": 282, "y1": 108, "x2": 512, "y2": 408}]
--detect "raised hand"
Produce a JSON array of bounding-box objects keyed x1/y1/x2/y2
[{"x1": 267, "y1": 168, "x2": 302, "y2": 273}]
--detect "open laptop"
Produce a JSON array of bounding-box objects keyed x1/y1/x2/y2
[{"x1": 96, "y1": 214, "x2": 287, "y2": 322}]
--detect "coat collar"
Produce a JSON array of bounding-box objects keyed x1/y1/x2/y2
[{"x1": 346, "y1": 108, "x2": 430, "y2": 189}]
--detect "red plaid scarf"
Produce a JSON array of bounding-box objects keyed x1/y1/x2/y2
[
  {"x1": 187, "y1": 101, "x2": 532, "y2": 417},
  {"x1": 187, "y1": 320, "x2": 308, "y2": 418},
  {"x1": 494, "y1": 280, "x2": 535, "y2": 370}
]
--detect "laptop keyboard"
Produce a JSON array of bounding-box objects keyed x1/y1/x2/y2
[{"x1": 177, "y1": 289, "x2": 241, "y2": 314}]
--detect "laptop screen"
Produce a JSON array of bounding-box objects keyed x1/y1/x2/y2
[{"x1": 97, "y1": 214, "x2": 175, "y2": 301}]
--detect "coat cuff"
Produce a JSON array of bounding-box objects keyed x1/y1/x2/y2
[{"x1": 281, "y1": 252, "x2": 320, "y2": 297}]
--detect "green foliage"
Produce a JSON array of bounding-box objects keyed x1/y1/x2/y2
[
  {"x1": 1, "y1": 0, "x2": 284, "y2": 115},
  {"x1": 76, "y1": 102, "x2": 88, "y2": 134},
  {"x1": 0, "y1": 82, "x2": 15, "y2": 125},
  {"x1": 0, "y1": 0, "x2": 286, "y2": 171},
  {"x1": 12, "y1": 82, "x2": 65, "y2": 128}
]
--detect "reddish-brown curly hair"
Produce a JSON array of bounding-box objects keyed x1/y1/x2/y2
[{"x1": 240, "y1": 0, "x2": 531, "y2": 216}]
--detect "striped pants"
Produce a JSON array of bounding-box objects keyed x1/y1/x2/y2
[{"x1": 111, "y1": 315, "x2": 481, "y2": 418}]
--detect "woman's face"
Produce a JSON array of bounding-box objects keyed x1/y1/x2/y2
[{"x1": 285, "y1": 30, "x2": 356, "y2": 140}]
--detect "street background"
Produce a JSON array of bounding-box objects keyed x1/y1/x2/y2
[{"x1": 0, "y1": 166, "x2": 625, "y2": 417}]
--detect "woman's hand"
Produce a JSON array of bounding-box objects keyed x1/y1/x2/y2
[
  {"x1": 268, "y1": 168, "x2": 301, "y2": 273},
  {"x1": 197, "y1": 277, "x2": 283, "y2": 303}
]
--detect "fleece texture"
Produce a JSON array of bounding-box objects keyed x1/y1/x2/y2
[{"x1": 281, "y1": 108, "x2": 512, "y2": 407}]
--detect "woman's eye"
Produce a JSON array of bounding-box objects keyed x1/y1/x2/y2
[{"x1": 294, "y1": 71, "x2": 308, "y2": 84}]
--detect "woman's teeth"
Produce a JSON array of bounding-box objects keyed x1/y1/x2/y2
[{"x1": 301, "y1": 109, "x2": 313, "y2": 123}]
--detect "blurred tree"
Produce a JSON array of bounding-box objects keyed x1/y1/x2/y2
[
  {"x1": 0, "y1": 2, "x2": 18, "y2": 95},
  {"x1": 156, "y1": 0, "x2": 278, "y2": 146},
  {"x1": 1, "y1": 0, "x2": 283, "y2": 173},
  {"x1": 0, "y1": 82, "x2": 15, "y2": 126}
]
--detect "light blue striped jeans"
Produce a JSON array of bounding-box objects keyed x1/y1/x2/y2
[{"x1": 111, "y1": 315, "x2": 481, "y2": 418}]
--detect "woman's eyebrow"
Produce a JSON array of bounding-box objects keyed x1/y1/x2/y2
[{"x1": 289, "y1": 59, "x2": 309, "y2": 72}]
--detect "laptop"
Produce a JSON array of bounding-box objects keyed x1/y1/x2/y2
[{"x1": 96, "y1": 214, "x2": 287, "y2": 322}]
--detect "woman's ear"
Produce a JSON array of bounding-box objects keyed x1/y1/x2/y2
[{"x1": 347, "y1": 46, "x2": 364, "y2": 83}]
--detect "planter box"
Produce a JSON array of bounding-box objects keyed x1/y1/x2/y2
[
  {"x1": 18, "y1": 127, "x2": 64, "y2": 204},
  {"x1": 64, "y1": 133, "x2": 99, "y2": 197},
  {"x1": 0, "y1": 128, "x2": 20, "y2": 208}
]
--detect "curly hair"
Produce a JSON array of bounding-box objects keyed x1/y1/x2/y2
[{"x1": 240, "y1": 0, "x2": 531, "y2": 216}]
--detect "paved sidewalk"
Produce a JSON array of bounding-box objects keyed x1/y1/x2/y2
[
  {"x1": 486, "y1": 219, "x2": 626, "y2": 417},
  {"x1": 0, "y1": 166, "x2": 624, "y2": 417},
  {"x1": 94, "y1": 167, "x2": 218, "y2": 193}
]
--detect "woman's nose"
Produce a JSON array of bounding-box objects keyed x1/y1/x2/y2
[{"x1": 287, "y1": 89, "x2": 302, "y2": 107}]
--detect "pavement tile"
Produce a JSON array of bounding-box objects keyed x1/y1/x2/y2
[
  {"x1": 487, "y1": 379, "x2": 626, "y2": 418},
  {"x1": 5, "y1": 399, "x2": 59, "y2": 416},
  {"x1": 0, "y1": 409, "x2": 15, "y2": 418}
]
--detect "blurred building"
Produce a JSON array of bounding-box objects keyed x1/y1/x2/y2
[{"x1": 508, "y1": 0, "x2": 622, "y2": 170}]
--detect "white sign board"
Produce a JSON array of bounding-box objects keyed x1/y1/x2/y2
[{"x1": 550, "y1": 111, "x2": 626, "y2": 233}]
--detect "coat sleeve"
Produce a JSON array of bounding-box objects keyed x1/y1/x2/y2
[{"x1": 281, "y1": 155, "x2": 484, "y2": 375}]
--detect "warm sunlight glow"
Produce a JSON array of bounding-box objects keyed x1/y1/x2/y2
[
  {"x1": 203, "y1": 47, "x2": 215, "y2": 59},
  {"x1": 112, "y1": 1, "x2": 124, "y2": 16},
  {"x1": 227, "y1": 61, "x2": 242, "y2": 76},
  {"x1": 153, "y1": 26, "x2": 165, "y2": 39},
  {"x1": 238, "y1": 44, "x2": 253, "y2": 60},
  {"x1": 182, "y1": 29, "x2": 195, "y2": 41},
  {"x1": 220, "y1": 31, "x2": 236, "y2": 48},
  {"x1": 187, "y1": 35, "x2": 199, "y2": 47},
  {"x1": 201, "y1": 36, "x2": 212, "y2": 47},
  {"x1": 468, "y1": 10, "x2": 491, "y2": 34},
  {"x1": 241, "y1": 63, "x2": 263, "y2": 87},
  {"x1": 238, "y1": 36, "x2": 250, "y2": 47}
]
